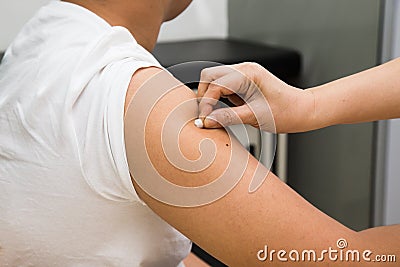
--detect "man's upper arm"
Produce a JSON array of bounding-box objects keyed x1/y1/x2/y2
[{"x1": 123, "y1": 67, "x2": 389, "y2": 266}]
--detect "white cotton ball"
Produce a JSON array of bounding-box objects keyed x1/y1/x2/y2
[{"x1": 194, "y1": 119, "x2": 204, "y2": 128}]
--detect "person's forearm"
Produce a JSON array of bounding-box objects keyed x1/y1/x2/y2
[{"x1": 308, "y1": 58, "x2": 400, "y2": 129}]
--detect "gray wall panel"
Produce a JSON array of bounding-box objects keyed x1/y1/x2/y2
[{"x1": 229, "y1": 0, "x2": 380, "y2": 230}]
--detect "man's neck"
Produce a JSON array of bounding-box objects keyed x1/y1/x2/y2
[{"x1": 63, "y1": 0, "x2": 164, "y2": 51}]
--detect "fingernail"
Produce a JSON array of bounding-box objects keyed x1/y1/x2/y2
[
  {"x1": 204, "y1": 116, "x2": 218, "y2": 128},
  {"x1": 198, "y1": 104, "x2": 213, "y2": 119}
]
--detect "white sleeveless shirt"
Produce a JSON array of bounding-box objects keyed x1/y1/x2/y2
[{"x1": 0, "y1": 1, "x2": 191, "y2": 266}]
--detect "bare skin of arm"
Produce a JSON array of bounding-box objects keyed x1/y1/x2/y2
[
  {"x1": 124, "y1": 67, "x2": 400, "y2": 266},
  {"x1": 307, "y1": 58, "x2": 400, "y2": 129},
  {"x1": 183, "y1": 253, "x2": 210, "y2": 267}
]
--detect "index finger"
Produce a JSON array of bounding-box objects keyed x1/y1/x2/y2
[
  {"x1": 198, "y1": 71, "x2": 247, "y2": 118},
  {"x1": 197, "y1": 65, "x2": 235, "y2": 98}
]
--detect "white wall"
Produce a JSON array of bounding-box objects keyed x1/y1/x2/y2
[
  {"x1": 384, "y1": 119, "x2": 400, "y2": 225},
  {"x1": 158, "y1": 0, "x2": 228, "y2": 42},
  {"x1": 392, "y1": 1, "x2": 400, "y2": 58},
  {"x1": 383, "y1": 0, "x2": 400, "y2": 225},
  {"x1": 0, "y1": 0, "x2": 49, "y2": 50}
]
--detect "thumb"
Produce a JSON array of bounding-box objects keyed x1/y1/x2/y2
[{"x1": 203, "y1": 105, "x2": 254, "y2": 128}]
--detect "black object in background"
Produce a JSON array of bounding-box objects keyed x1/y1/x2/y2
[{"x1": 153, "y1": 38, "x2": 301, "y2": 82}]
